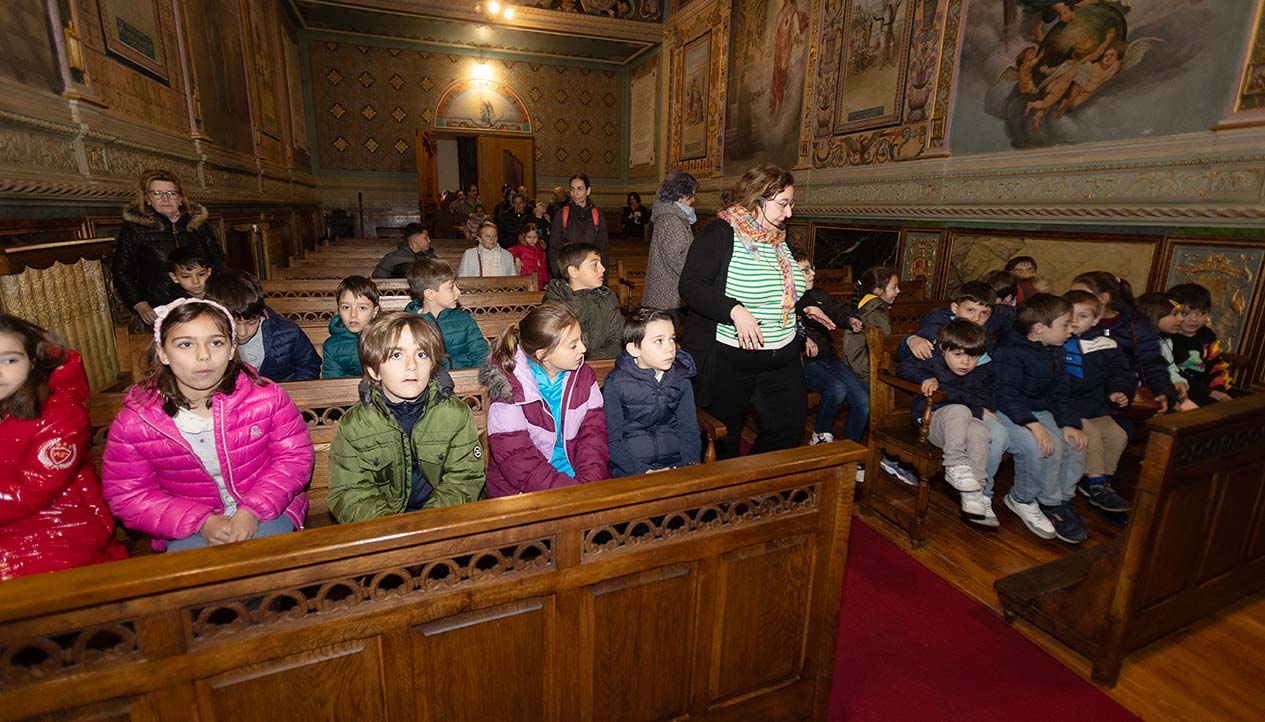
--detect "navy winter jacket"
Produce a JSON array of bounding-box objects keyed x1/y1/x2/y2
[
  {"x1": 1063, "y1": 327, "x2": 1135, "y2": 419},
  {"x1": 896, "y1": 353, "x2": 994, "y2": 423},
  {"x1": 259, "y1": 308, "x2": 322, "y2": 382},
  {"x1": 896, "y1": 306, "x2": 1007, "y2": 362},
  {"x1": 603, "y1": 349, "x2": 702, "y2": 477},
  {"x1": 992, "y1": 334, "x2": 1081, "y2": 429},
  {"x1": 1101, "y1": 307, "x2": 1178, "y2": 403}
]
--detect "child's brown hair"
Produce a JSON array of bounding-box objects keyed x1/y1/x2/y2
[
  {"x1": 1015, "y1": 293, "x2": 1072, "y2": 335},
  {"x1": 0, "y1": 314, "x2": 68, "y2": 420},
  {"x1": 406, "y1": 259, "x2": 457, "y2": 300},
  {"x1": 358, "y1": 312, "x2": 446, "y2": 389},
  {"x1": 336, "y1": 275, "x2": 380, "y2": 307},
  {"x1": 1063, "y1": 289, "x2": 1103, "y2": 316},
  {"x1": 1134, "y1": 292, "x2": 1182, "y2": 330},
  {"x1": 204, "y1": 268, "x2": 266, "y2": 320},
  {"x1": 146, "y1": 301, "x2": 263, "y2": 416},
  {"x1": 488, "y1": 304, "x2": 581, "y2": 374}
]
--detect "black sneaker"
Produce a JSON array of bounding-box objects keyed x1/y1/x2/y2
[
  {"x1": 1077, "y1": 479, "x2": 1132, "y2": 513},
  {"x1": 1039, "y1": 502, "x2": 1088, "y2": 544}
]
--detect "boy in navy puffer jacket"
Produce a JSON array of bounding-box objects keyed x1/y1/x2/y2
[
  {"x1": 993, "y1": 294, "x2": 1089, "y2": 545},
  {"x1": 897, "y1": 320, "x2": 1008, "y2": 525},
  {"x1": 1063, "y1": 291, "x2": 1135, "y2": 514},
  {"x1": 603, "y1": 308, "x2": 701, "y2": 477}
]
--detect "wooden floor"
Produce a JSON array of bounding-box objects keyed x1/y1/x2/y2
[{"x1": 856, "y1": 463, "x2": 1265, "y2": 722}]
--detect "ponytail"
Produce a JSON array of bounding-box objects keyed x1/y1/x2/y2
[
  {"x1": 488, "y1": 304, "x2": 582, "y2": 373},
  {"x1": 1073, "y1": 271, "x2": 1134, "y2": 313},
  {"x1": 854, "y1": 265, "x2": 898, "y2": 306}
]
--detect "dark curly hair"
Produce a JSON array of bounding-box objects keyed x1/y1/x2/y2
[{"x1": 656, "y1": 171, "x2": 700, "y2": 203}]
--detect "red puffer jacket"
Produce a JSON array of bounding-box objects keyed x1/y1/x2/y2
[{"x1": 0, "y1": 352, "x2": 127, "y2": 580}]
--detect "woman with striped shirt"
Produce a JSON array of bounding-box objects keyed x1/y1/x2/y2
[{"x1": 680, "y1": 165, "x2": 827, "y2": 459}]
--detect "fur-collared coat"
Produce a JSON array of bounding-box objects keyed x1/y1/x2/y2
[{"x1": 112, "y1": 203, "x2": 226, "y2": 309}]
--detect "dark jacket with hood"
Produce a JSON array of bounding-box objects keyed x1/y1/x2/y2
[
  {"x1": 371, "y1": 242, "x2": 436, "y2": 279},
  {"x1": 257, "y1": 308, "x2": 322, "y2": 383},
  {"x1": 896, "y1": 352, "x2": 994, "y2": 423},
  {"x1": 1064, "y1": 326, "x2": 1135, "y2": 419},
  {"x1": 992, "y1": 334, "x2": 1082, "y2": 429},
  {"x1": 603, "y1": 349, "x2": 701, "y2": 476},
  {"x1": 548, "y1": 201, "x2": 609, "y2": 278},
  {"x1": 542, "y1": 279, "x2": 623, "y2": 360},
  {"x1": 327, "y1": 370, "x2": 485, "y2": 523},
  {"x1": 321, "y1": 316, "x2": 362, "y2": 379},
  {"x1": 1101, "y1": 306, "x2": 1178, "y2": 403},
  {"x1": 112, "y1": 203, "x2": 226, "y2": 309}
]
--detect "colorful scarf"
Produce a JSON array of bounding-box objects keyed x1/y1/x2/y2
[{"x1": 719, "y1": 205, "x2": 797, "y2": 325}]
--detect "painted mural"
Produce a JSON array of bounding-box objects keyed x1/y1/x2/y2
[
  {"x1": 944, "y1": 232, "x2": 1155, "y2": 298},
  {"x1": 523, "y1": 0, "x2": 662, "y2": 21},
  {"x1": 899, "y1": 228, "x2": 943, "y2": 286},
  {"x1": 1166, "y1": 244, "x2": 1264, "y2": 354},
  {"x1": 812, "y1": 226, "x2": 900, "y2": 280},
  {"x1": 952, "y1": 0, "x2": 1257, "y2": 153},
  {"x1": 434, "y1": 80, "x2": 532, "y2": 133},
  {"x1": 680, "y1": 33, "x2": 712, "y2": 160},
  {"x1": 832, "y1": 0, "x2": 914, "y2": 133},
  {"x1": 724, "y1": 0, "x2": 810, "y2": 169}
]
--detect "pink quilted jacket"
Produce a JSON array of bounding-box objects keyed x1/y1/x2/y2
[{"x1": 101, "y1": 371, "x2": 313, "y2": 551}]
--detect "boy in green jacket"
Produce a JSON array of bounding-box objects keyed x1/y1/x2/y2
[
  {"x1": 322, "y1": 275, "x2": 380, "y2": 378},
  {"x1": 327, "y1": 312, "x2": 486, "y2": 523},
  {"x1": 542, "y1": 242, "x2": 623, "y2": 359},
  {"x1": 404, "y1": 258, "x2": 491, "y2": 369}
]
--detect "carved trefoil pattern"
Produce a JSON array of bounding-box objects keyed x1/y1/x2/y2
[
  {"x1": 581, "y1": 485, "x2": 819, "y2": 559},
  {"x1": 0, "y1": 622, "x2": 140, "y2": 686},
  {"x1": 186, "y1": 539, "x2": 554, "y2": 642}
]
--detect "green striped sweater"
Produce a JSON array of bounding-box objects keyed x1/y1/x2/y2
[{"x1": 717, "y1": 237, "x2": 806, "y2": 349}]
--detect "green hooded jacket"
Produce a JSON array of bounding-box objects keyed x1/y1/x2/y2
[
  {"x1": 841, "y1": 294, "x2": 891, "y2": 380},
  {"x1": 541, "y1": 279, "x2": 623, "y2": 360},
  {"x1": 327, "y1": 371, "x2": 486, "y2": 524},
  {"x1": 404, "y1": 300, "x2": 490, "y2": 370},
  {"x1": 321, "y1": 316, "x2": 362, "y2": 379}
]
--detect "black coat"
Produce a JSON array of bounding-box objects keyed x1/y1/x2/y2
[
  {"x1": 679, "y1": 219, "x2": 741, "y2": 408},
  {"x1": 796, "y1": 287, "x2": 858, "y2": 364},
  {"x1": 896, "y1": 353, "x2": 994, "y2": 422},
  {"x1": 602, "y1": 349, "x2": 701, "y2": 476},
  {"x1": 112, "y1": 204, "x2": 226, "y2": 309},
  {"x1": 1064, "y1": 327, "x2": 1135, "y2": 419},
  {"x1": 992, "y1": 334, "x2": 1081, "y2": 429}
]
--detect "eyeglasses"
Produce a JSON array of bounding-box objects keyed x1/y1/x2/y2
[
  {"x1": 148, "y1": 190, "x2": 180, "y2": 199},
  {"x1": 770, "y1": 198, "x2": 794, "y2": 209}
]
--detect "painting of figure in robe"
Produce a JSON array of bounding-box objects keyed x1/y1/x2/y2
[{"x1": 724, "y1": 0, "x2": 810, "y2": 170}]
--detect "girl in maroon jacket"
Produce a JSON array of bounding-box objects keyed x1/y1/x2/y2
[
  {"x1": 0, "y1": 315, "x2": 127, "y2": 580},
  {"x1": 479, "y1": 304, "x2": 609, "y2": 497}
]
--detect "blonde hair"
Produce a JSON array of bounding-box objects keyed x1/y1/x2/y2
[
  {"x1": 358, "y1": 312, "x2": 447, "y2": 387},
  {"x1": 487, "y1": 304, "x2": 580, "y2": 374},
  {"x1": 128, "y1": 169, "x2": 189, "y2": 219}
]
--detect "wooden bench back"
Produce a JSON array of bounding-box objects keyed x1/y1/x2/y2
[
  {"x1": 298, "y1": 315, "x2": 520, "y2": 360},
  {"x1": 261, "y1": 275, "x2": 535, "y2": 298},
  {"x1": 0, "y1": 442, "x2": 860, "y2": 722},
  {"x1": 89, "y1": 360, "x2": 617, "y2": 530},
  {"x1": 997, "y1": 392, "x2": 1265, "y2": 686},
  {"x1": 267, "y1": 290, "x2": 542, "y2": 324}
]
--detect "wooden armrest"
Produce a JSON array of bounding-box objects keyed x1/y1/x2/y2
[
  {"x1": 877, "y1": 369, "x2": 947, "y2": 403},
  {"x1": 697, "y1": 408, "x2": 727, "y2": 464},
  {"x1": 617, "y1": 278, "x2": 635, "y2": 289}
]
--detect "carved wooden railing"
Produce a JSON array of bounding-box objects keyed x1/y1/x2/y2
[{"x1": 0, "y1": 443, "x2": 862, "y2": 722}]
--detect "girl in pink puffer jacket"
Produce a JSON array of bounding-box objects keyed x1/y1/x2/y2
[{"x1": 102, "y1": 299, "x2": 313, "y2": 552}]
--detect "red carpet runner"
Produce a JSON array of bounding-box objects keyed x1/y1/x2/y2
[{"x1": 829, "y1": 521, "x2": 1141, "y2": 722}]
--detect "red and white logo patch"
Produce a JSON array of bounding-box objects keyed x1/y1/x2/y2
[{"x1": 37, "y1": 438, "x2": 77, "y2": 470}]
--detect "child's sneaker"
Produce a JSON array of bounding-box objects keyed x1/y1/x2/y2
[
  {"x1": 1005, "y1": 492, "x2": 1056, "y2": 539},
  {"x1": 1040, "y1": 501, "x2": 1088, "y2": 544},
  {"x1": 1077, "y1": 479, "x2": 1131, "y2": 512},
  {"x1": 943, "y1": 465, "x2": 983, "y2": 492},
  {"x1": 810, "y1": 432, "x2": 835, "y2": 445},
  {"x1": 880, "y1": 455, "x2": 919, "y2": 487},
  {"x1": 855, "y1": 463, "x2": 865, "y2": 483},
  {"x1": 959, "y1": 490, "x2": 986, "y2": 517},
  {"x1": 970, "y1": 495, "x2": 1000, "y2": 528}
]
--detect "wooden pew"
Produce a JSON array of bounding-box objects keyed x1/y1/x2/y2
[
  {"x1": 261, "y1": 275, "x2": 535, "y2": 298},
  {"x1": 268, "y1": 291, "x2": 542, "y2": 324},
  {"x1": 299, "y1": 314, "x2": 520, "y2": 358},
  {"x1": 0, "y1": 442, "x2": 861, "y2": 722},
  {"x1": 996, "y1": 394, "x2": 1265, "y2": 686}
]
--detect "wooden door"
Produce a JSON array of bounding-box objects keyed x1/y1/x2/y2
[
  {"x1": 477, "y1": 136, "x2": 534, "y2": 200},
  {"x1": 414, "y1": 130, "x2": 438, "y2": 218}
]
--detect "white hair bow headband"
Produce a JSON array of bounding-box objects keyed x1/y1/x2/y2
[{"x1": 152, "y1": 298, "x2": 237, "y2": 348}]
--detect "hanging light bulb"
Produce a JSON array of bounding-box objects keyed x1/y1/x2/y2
[
  {"x1": 488, "y1": 0, "x2": 500, "y2": 13},
  {"x1": 503, "y1": 6, "x2": 514, "y2": 18}
]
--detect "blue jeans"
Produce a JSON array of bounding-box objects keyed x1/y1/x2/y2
[
  {"x1": 803, "y1": 359, "x2": 869, "y2": 441},
  {"x1": 167, "y1": 515, "x2": 296, "y2": 552},
  {"x1": 982, "y1": 413, "x2": 1008, "y2": 497},
  {"x1": 997, "y1": 411, "x2": 1086, "y2": 506}
]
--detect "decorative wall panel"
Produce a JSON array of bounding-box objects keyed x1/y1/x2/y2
[
  {"x1": 943, "y1": 231, "x2": 1158, "y2": 298},
  {"x1": 308, "y1": 42, "x2": 620, "y2": 178},
  {"x1": 897, "y1": 228, "x2": 943, "y2": 290},
  {"x1": 667, "y1": 1, "x2": 727, "y2": 175},
  {"x1": 1165, "y1": 242, "x2": 1265, "y2": 356},
  {"x1": 0, "y1": 2, "x2": 61, "y2": 92}
]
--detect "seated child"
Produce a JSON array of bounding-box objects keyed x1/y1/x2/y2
[
  {"x1": 841, "y1": 265, "x2": 900, "y2": 384},
  {"x1": 167, "y1": 246, "x2": 212, "y2": 299},
  {"x1": 1005, "y1": 255, "x2": 1047, "y2": 302},
  {"x1": 896, "y1": 320, "x2": 1008, "y2": 525},
  {"x1": 480, "y1": 304, "x2": 609, "y2": 497},
  {"x1": 902, "y1": 281, "x2": 996, "y2": 361},
  {"x1": 980, "y1": 269, "x2": 1018, "y2": 344},
  {"x1": 1168, "y1": 282, "x2": 1243, "y2": 405},
  {"x1": 463, "y1": 206, "x2": 487, "y2": 243},
  {"x1": 509, "y1": 222, "x2": 549, "y2": 291},
  {"x1": 372, "y1": 222, "x2": 436, "y2": 279},
  {"x1": 604, "y1": 308, "x2": 701, "y2": 477},
  {"x1": 102, "y1": 299, "x2": 312, "y2": 552},
  {"x1": 458, "y1": 221, "x2": 517, "y2": 277},
  {"x1": 1063, "y1": 290, "x2": 1135, "y2": 513},
  {"x1": 404, "y1": 259, "x2": 489, "y2": 369},
  {"x1": 322, "y1": 275, "x2": 380, "y2": 379},
  {"x1": 543, "y1": 243, "x2": 623, "y2": 360},
  {"x1": 1135, "y1": 292, "x2": 1197, "y2": 410},
  {"x1": 327, "y1": 313, "x2": 485, "y2": 523},
  {"x1": 0, "y1": 315, "x2": 128, "y2": 579},
  {"x1": 993, "y1": 293, "x2": 1089, "y2": 544},
  {"x1": 205, "y1": 269, "x2": 321, "y2": 382},
  {"x1": 792, "y1": 251, "x2": 867, "y2": 445}
]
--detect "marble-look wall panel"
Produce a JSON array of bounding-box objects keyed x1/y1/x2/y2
[{"x1": 944, "y1": 231, "x2": 1158, "y2": 297}]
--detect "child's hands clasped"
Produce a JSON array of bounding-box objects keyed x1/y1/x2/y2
[
  {"x1": 226, "y1": 508, "x2": 259, "y2": 543},
  {"x1": 1062, "y1": 427, "x2": 1087, "y2": 451},
  {"x1": 908, "y1": 335, "x2": 934, "y2": 360},
  {"x1": 199, "y1": 514, "x2": 234, "y2": 545}
]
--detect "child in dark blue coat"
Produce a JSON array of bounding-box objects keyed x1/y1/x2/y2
[
  {"x1": 896, "y1": 320, "x2": 1008, "y2": 526},
  {"x1": 900, "y1": 282, "x2": 997, "y2": 362},
  {"x1": 1064, "y1": 291, "x2": 1135, "y2": 514},
  {"x1": 993, "y1": 294, "x2": 1089, "y2": 545},
  {"x1": 604, "y1": 309, "x2": 701, "y2": 477}
]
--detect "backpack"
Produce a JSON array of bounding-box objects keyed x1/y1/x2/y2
[{"x1": 561, "y1": 205, "x2": 600, "y2": 240}]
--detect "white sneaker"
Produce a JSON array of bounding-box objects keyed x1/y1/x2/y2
[
  {"x1": 959, "y1": 490, "x2": 986, "y2": 516},
  {"x1": 970, "y1": 495, "x2": 1000, "y2": 528},
  {"x1": 810, "y1": 432, "x2": 834, "y2": 445},
  {"x1": 944, "y1": 465, "x2": 983, "y2": 492},
  {"x1": 1004, "y1": 493, "x2": 1056, "y2": 539},
  {"x1": 855, "y1": 464, "x2": 866, "y2": 483}
]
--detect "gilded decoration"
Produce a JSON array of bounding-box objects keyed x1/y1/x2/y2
[
  {"x1": 1166, "y1": 244, "x2": 1265, "y2": 354},
  {"x1": 898, "y1": 228, "x2": 943, "y2": 288},
  {"x1": 435, "y1": 80, "x2": 533, "y2": 133},
  {"x1": 668, "y1": 1, "x2": 728, "y2": 175},
  {"x1": 1223, "y1": 0, "x2": 1265, "y2": 126}
]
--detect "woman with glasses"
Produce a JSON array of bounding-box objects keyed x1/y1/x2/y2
[
  {"x1": 680, "y1": 164, "x2": 826, "y2": 459},
  {"x1": 112, "y1": 169, "x2": 226, "y2": 325}
]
